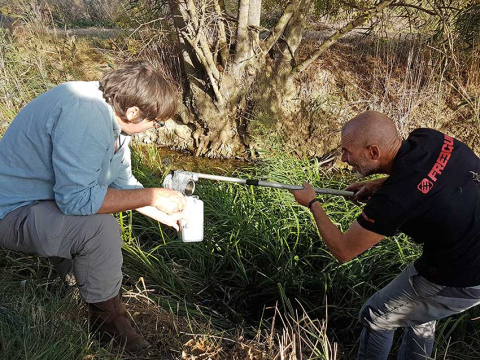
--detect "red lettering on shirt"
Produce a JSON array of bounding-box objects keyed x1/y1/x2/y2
[
  {"x1": 436, "y1": 151, "x2": 451, "y2": 167},
  {"x1": 442, "y1": 144, "x2": 453, "y2": 153},
  {"x1": 428, "y1": 163, "x2": 444, "y2": 181},
  {"x1": 418, "y1": 134, "x2": 454, "y2": 194}
]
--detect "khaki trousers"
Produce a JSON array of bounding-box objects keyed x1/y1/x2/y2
[{"x1": 0, "y1": 201, "x2": 123, "y2": 303}]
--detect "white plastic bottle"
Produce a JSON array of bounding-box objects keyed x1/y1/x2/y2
[{"x1": 180, "y1": 196, "x2": 204, "y2": 242}]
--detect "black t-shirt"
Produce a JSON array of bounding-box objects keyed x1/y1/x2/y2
[{"x1": 357, "y1": 128, "x2": 480, "y2": 287}]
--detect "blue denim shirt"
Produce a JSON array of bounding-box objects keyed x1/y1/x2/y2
[{"x1": 0, "y1": 81, "x2": 142, "y2": 219}]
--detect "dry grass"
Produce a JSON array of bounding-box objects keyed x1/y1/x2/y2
[
  {"x1": 0, "y1": 11, "x2": 113, "y2": 123},
  {"x1": 116, "y1": 277, "x2": 338, "y2": 359},
  {"x1": 279, "y1": 32, "x2": 480, "y2": 158}
]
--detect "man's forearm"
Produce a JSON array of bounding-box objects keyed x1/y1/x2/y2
[
  {"x1": 291, "y1": 183, "x2": 383, "y2": 263},
  {"x1": 97, "y1": 188, "x2": 155, "y2": 214},
  {"x1": 309, "y1": 202, "x2": 348, "y2": 262},
  {"x1": 309, "y1": 202, "x2": 384, "y2": 262}
]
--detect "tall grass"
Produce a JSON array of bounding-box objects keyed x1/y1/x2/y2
[
  {"x1": 126, "y1": 141, "x2": 480, "y2": 358},
  {"x1": 2, "y1": 135, "x2": 479, "y2": 358},
  {"x1": 0, "y1": 258, "x2": 92, "y2": 359},
  {"x1": 125, "y1": 143, "x2": 404, "y2": 356},
  {"x1": 1, "y1": 134, "x2": 476, "y2": 358}
]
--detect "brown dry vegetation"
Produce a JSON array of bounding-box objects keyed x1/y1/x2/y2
[
  {"x1": 129, "y1": 27, "x2": 480, "y2": 161},
  {"x1": 274, "y1": 34, "x2": 480, "y2": 158},
  {"x1": 4, "y1": 5, "x2": 478, "y2": 161},
  {"x1": 0, "y1": 27, "x2": 112, "y2": 122}
]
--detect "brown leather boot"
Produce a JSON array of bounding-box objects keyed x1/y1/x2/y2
[{"x1": 88, "y1": 292, "x2": 150, "y2": 353}]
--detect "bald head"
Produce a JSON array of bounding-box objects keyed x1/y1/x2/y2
[
  {"x1": 342, "y1": 111, "x2": 399, "y2": 148},
  {"x1": 341, "y1": 111, "x2": 402, "y2": 176}
]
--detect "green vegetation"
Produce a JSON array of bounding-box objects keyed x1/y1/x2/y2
[
  {"x1": 1, "y1": 1, "x2": 480, "y2": 359},
  {"x1": 0, "y1": 275, "x2": 90, "y2": 360},
  {"x1": 3, "y1": 141, "x2": 479, "y2": 358}
]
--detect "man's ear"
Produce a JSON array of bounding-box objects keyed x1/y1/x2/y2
[
  {"x1": 368, "y1": 145, "x2": 380, "y2": 160},
  {"x1": 125, "y1": 107, "x2": 140, "y2": 122}
]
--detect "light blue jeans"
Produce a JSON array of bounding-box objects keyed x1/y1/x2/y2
[{"x1": 358, "y1": 263, "x2": 480, "y2": 359}]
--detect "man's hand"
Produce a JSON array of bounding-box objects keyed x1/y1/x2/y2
[
  {"x1": 290, "y1": 182, "x2": 318, "y2": 208},
  {"x1": 136, "y1": 206, "x2": 187, "y2": 232},
  {"x1": 99, "y1": 188, "x2": 187, "y2": 215},
  {"x1": 344, "y1": 177, "x2": 387, "y2": 205},
  {"x1": 151, "y1": 188, "x2": 187, "y2": 215}
]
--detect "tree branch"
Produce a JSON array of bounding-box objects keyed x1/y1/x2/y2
[
  {"x1": 185, "y1": 0, "x2": 199, "y2": 28},
  {"x1": 233, "y1": 0, "x2": 251, "y2": 67},
  {"x1": 167, "y1": 0, "x2": 205, "y2": 81},
  {"x1": 184, "y1": 0, "x2": 221, "y2": 82},
  {"x1": 294, "y1": 0, "x2": 394, "y2": 74},
  {"x1": 281, "y1": 0, "x2": 312, "y2": 58},
  {"x1": 213, "y1": 0, "x2": 229, "y2": 69},
  {"x1": 390, "y1": 2, "x2": 436, "y2": 16},
  {"x1": 261, "y1": 0, "x2": 303, "y2": 54},
  {"x1": 249, "y1": 0, "x2": 262, "y2": 44},
  {"x1": 182, "y1": 31, "x2": 224, "y2": 105}
]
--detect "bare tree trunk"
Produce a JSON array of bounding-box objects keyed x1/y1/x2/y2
[
  {"x1": 165, "y1": 0, "x2": 397, "y2": 158},
  {"x1": 249, "y1": 0, "x2": 262, "y2": 44}
]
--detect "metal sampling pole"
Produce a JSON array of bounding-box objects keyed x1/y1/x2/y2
[{"x1": 164, "y1": 170, "x2": 354, "y2": 197}]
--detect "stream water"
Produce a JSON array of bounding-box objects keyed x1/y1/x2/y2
[{"x1": 138, "y1": 143, "x2": 252, "y2": 175}]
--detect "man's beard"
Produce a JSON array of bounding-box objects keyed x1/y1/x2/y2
[{"x1": 353, "y1": 160, "x2": 377, "y2": 178}]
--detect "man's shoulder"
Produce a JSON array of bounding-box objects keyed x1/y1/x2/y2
[
  {"x1": 38, "y1": 82, "x2": 113, "y2": 137},
  {"x1": 31, "y1": 81, "x2": 104, "y2": 110},
  {"x1": 57, "y1": 81, "x2": 103, "y2": 102},
  {"x1": 61, "y1": 81, "x2": 100, "y2": 91},
  {"x1": 408, "y1": 128, "x2": 444, "y2": 139},
  {"x1": 54, "y1": 82, "x2": 111, "y2": 117}
]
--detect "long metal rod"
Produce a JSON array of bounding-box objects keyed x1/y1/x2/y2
[{"x1": 193, "y1": 173, "x2": 354, "y2": 197}]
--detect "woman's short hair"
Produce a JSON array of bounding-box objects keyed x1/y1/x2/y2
[{"x1": 99, "y1": 61, "x2": 177, "y2": 123}]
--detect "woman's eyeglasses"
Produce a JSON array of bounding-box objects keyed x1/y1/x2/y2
[{"x1": 153, "y1": 119, "x2": 165, "y2": 128}]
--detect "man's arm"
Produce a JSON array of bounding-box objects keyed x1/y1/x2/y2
[
  {"x1": 291, "y1": 182, "x2": 384, "y2": 263},
  {"x1": 309, "y1": 201, "x2": 384, "y2": 262},
  {"x1": 97, "y1": 187, "x2": 186, "y2": 215},
  {"x1": 136, "y1": 206, "x2": 186, "y2": 231}
]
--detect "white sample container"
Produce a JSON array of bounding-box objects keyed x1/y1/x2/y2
[{"x1": 180, "y1": 196, "x2": 204, "y2": 242}]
